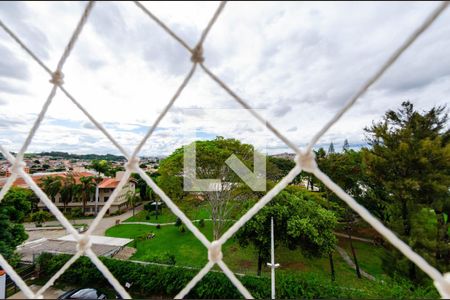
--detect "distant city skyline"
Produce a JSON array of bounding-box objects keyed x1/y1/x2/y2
[{"x1": 1, "y1": 2, "x2": 449, "y2": 156}]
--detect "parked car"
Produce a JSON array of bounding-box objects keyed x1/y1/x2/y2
[{"x1": 57, "y1": 288, "x2": 107, "y2": 299}]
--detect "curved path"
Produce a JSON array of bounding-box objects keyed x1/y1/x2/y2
[
  {"x1": 23, "y1": 204, "x2": 146, "y2": 237},
  {"x1": 120, "y1": 218, "x2": 234, "y2": 226},
  {"x1": 335, "y1": 246, "x2": 375, "y2": 281}
]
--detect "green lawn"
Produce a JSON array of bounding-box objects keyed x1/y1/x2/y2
[
  {"x1": 125, "y1": 205, "x2": 211, "y2": 224},
  {"x1": 106, "y1": 201, "x2": 407, "y2": 294},
  {"x1": 106, "y1": 219, "x2": 388, "y2": 291},
  {"x1": 126, "y1": 210, "x2": 177, "y2": 223},
  {"x1": 338, "y1": 238, "x2": 386, "y2": 278}
]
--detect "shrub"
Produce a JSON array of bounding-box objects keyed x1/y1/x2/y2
[
  {"x1": 31, "y1": 210, "x2": 52, "y2": 227},
  {"x1": 36, "y1": 253, "x2": 440, "y2": 299},
  {"x1": 179, "y1": 225, "x2": 185, "y2": 233},
  {"x1": 199, "y1": 219, "x2": 205, "y2": 228},
  {"x1": 142, "y1": 252, "x2": 176, "y2": 265},
  {"x1": 175, "y1": 217, "x2": 182, "y2": 227},
  {"x1": 71, "y1": 208, "x2": 83, "y2": 218},
  {"x1": 110, "y1": 209, "x2": 123, "y2": 216},
  {"x1": 145, "y1": 214, "x2": 150, "y2": 220},
  {"x1": 156, "y1": 224, "x2": 161, "y2": 229},
  {"x1": 144, "y1": 202, "x2": 152, "y2": 211}
]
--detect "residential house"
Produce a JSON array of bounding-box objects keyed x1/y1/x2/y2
[{"x1": 0, "y1": 170, "x2": 136, "y2": 215}]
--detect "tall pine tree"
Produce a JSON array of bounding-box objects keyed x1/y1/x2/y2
[
  {"x1": 364, "y1": 101, "x2": 450, "y2": 282},
  {"x1": 343, "y1": 139, "x2": 350, "y2": 152},
  {"x1": 328, "y1": 142, "x2": 335, "y2": 154}
]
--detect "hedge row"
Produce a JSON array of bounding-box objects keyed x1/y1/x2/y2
[{"x1": 37, "y1": 253, "x2": 438, "y2": 299}]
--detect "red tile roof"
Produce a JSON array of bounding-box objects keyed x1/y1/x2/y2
[
  {"x1": 98, "y1": 178, "x2": 119, "y2": 189},
  {"x1": 0, "y1": 171, "x2": 96, "y2": 188}
]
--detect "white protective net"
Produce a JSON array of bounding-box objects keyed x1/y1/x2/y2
[{"x1": 0, "y1": 1, "x2": 450, "y2": 299}]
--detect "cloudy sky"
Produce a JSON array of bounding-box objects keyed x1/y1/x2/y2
[{"x1": 0, "y1": 1, "x2": 449, "y2": 156}]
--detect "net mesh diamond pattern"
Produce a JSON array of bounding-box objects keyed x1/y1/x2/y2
[{"x1": 0, "y1": 1, "x2": 449, "y2": 299}]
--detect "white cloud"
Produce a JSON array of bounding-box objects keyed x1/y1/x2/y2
[{"x1": 0, "y1": 1, "x2": 449, "y2": 155}]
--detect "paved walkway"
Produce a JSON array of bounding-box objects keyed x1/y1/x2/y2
[
  {"x1": 23, "y1": 204, "x2": 145, "y2": 242},
  {"x1": 335, "y1": 246, "x2": 375, "y2": 281},
  {"x1": 121, "y1": 218, "x2": 234, "y2": 227},
  {"x1": 334, "y1": 232, "x2": 375, "y2": 244}
]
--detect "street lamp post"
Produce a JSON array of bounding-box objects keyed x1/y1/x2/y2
[
  {"x1": 267, "y1": 217, "x2": 279, "y2": 299},
  {"x1": 95, "y1": 184, "x2": 99, "y2": 215}
]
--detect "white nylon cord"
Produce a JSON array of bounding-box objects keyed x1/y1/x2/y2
[{"x1": 0, "y1": 1, "x2": 448, "y2": 299}]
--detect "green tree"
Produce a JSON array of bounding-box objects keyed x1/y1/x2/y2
[
  {"x1": 328, "y1": 142, "x2": 335, "y2": 154},
  {"x1": 1, "y1": 187, "x2": 32, "y2": 222},
  {"x1": 267, "y1": 156, "x2": 295, "y2": 180},
  {"x1": 60, "y1": 173, "x2": 76, "y2": 213},
  {"x1": 0, "y1": 191, "x2": 29, "y2": 265},
  {"x1": 91, "y1": 160, "x2": 111, "y2": 176},
  {"x1": 31, "y1": 210, "x2": 52, "y2": 227},
  {"x1": 126, "y1": 189, "x2": 139, "y2": 217},
  {"x1": 155, "y1": 175, "x2": 184, "y2": 202},
  {"x1": 159, "y1": 137, "x2": 260, "y2": 239},
  {"x1": 364, "y1": 101, "x2": 450, "y2": 282},
  {"x1": 0, "y1": 213, "x2": 27, "y2": 266},
  {"x1": 80, "y1": 176, "x2": 95, "y2": 215},
  {"x1": 343, "y1": 139, "x2": 350, "y2": 152},
  {"x1": 236, "y1": 188, "x2": 337, "y2": 276},
  {"x1": 40, "y1": 176, "x2": 62, "y2": 204},
  {"x1": 299, "y1": 148, "x2": 326, "y2": 191},
  {"x1": 132, "y1": 173, "x2": 149, "y2": 201}
]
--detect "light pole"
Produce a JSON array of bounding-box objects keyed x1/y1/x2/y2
[
  {"x1": 267, "y1": 217, "x2": 279, "y2": 299},
  {"x1": 94, "y1": 176, "x2": 102, "y2": 215},
  {"x1": 95, "y1": 184, "x2": 99, "y2": 215}
]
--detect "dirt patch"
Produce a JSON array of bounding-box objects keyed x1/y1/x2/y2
[
  {"x1": 281, "y1": 261, "x2": 307, "y2": 271},
  {"x1": 239, "y1": 260, "x2": 253, "y2": 269},
  {"x1": 355, "y1": 226, "x2": 382, "y2": 239},
  {"x1": 113, "y1": 246, "x2": 137, "y2": 260},
  {"x1": 228, "y1": 245, "x2": 238, "y2": 253}
]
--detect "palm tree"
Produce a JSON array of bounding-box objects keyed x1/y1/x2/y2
[
  {"x1": 80, "y1": 176, "x2": 95, "y2": 215},
  {"x1": 126, "y1": 190, "x2": 139, "y2": 216},
  {"x1": 40, "y1": 176, "x2": 62, "y2": 203},
  {"x1": 60, "y1": 173, "x2": 76, "y2": 213}
]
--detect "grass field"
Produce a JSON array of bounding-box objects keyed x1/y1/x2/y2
[
  {"x1": 125, "y1": 205, "x2": 211, "y2": 223},
  {"x1": 106, "y1": 215, "x2": 389, "y2": 291}
]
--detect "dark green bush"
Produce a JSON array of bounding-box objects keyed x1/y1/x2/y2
[
  {"x1": 144, "y1": 202, "x2": 152, "y2": 211},
  {"x1": 175, "y1": 217, "x2": 182, "y2": 227},
  {"x1": 141, "y1": 252, "x2": 176, "y2": 265},
  {"x1": 70, "y1": 208, "x2": 83, "y2": 218},
  {"x1": 199, "y1": 219, "x2": 205, "y2": 228},
  {"x1": 36, "y1": 253, "x2": 438, "y2": 299}
]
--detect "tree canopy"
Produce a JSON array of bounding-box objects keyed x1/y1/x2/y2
[
  {"x1": 236, "y1": 187, "x2": 337, "y2": 275},
  {"x1": 363, "y1": 101, "x2": 450, "y2": 282},
  {"x1": 0, "y1": 187, "x2": 30, "y2": 265}
]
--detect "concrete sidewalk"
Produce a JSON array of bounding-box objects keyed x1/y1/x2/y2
[
  {"x1": 23, "y1": 204, "x2": 146, "y2": 244},
  {"x1": 24, "y1": 203, "x2": 145, "y2": 236}
]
